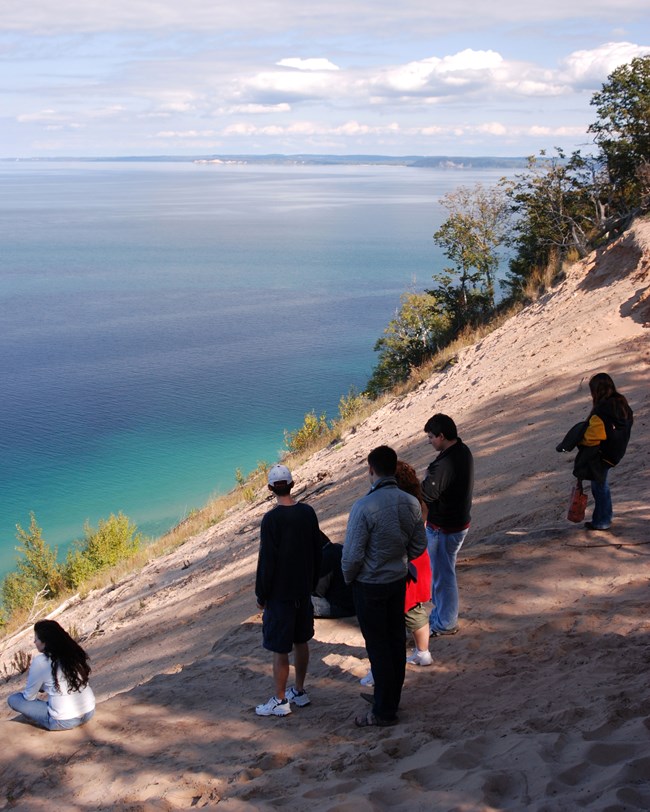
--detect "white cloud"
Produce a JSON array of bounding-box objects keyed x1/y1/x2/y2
[
  {"x1": 375, "y1": 50, "x2": 503, "y2": 94},
  {"x1": 502, "y1": 77, "x2": 569, "y2": 97},
  {"x1": 437, "y1": 49, "x2": 503, "y2": 73},
  {"x1": 3, "y1": 1, "x2": 650, "y2": 156},
  {"x1": 243, "y1": 69, "x2": 340, "y2": 100},
  {"x1": 3, "y1": 0, "x2": 650, "y2": 35},
  {"x1": 225, "y1": 103, "x2": 292, "y2": 114},
  {"x1": 476, "y1": 122, "x2": 508, "y2": 136},
  {"x1": 276, "y1": 58, "x2": 339, "y2": 71},
  {"x1": 526, "y1": 124, "x2": 586, "y2": 136},
  {"x1": 561, "y1": 41, "x2": 650, "y2": 87},
  {"x1": 206, "y1": 118, "x2": 587, "y2": 143},
  {"x1": 17, "y1": 109, "x2": 64, "y2": 123},
  {"x1": 154, "y1": 129, "x2": 217, "y2": 138}
]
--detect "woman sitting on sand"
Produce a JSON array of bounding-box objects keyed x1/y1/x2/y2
[{"x1": 7, "y1": 619, "x2": 95, "y2": 731}]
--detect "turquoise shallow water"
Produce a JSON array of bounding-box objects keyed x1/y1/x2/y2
[{"x1": 0, "y1": 161, "x2": 507, "y2": 577}]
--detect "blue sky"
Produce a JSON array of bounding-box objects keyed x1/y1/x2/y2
[{"x1": 1, "y1": 0, "x2": 649, "y2": 157}]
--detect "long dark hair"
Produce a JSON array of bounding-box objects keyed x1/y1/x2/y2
[
  {"x1": 589, "y1": 373, "x2": 631, "y2": 420},
  {"x1": 34, "y1": 620, "x2": 91, "y2": 693}
]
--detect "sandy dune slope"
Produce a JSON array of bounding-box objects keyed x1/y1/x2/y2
[{"x1": 1, "y1": 219, "x2": 649, "y2": 811}]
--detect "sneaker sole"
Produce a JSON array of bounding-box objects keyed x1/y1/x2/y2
[{"x1": 255, "y1": 704, "x2": 292, "y2": 716}]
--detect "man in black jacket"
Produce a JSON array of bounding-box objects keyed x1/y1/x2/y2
[{"x1": 421, "y1": 414, "x2": 474, "y2": 636}]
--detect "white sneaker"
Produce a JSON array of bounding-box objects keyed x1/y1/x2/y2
[
  {"x1": 255, "y1": 696, "x2": 291, "y2": 716},
  {"x1": 360, "y1": 670, "x2": 374, "y2": 687},
  {"x1": 406, "y1": 648, "x2": 433, "y2": 666},
  {"x1": 286, "y1": 686, "x2": 311, "y2": 707}
]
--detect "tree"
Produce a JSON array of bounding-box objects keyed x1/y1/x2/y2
[
  {"x1": 589, "y1": 55, "x2": 650, "y2": 212},
  {"x1": 503, "y1": 149, "x2": 611, "y2": 300},
  {"x1": 367, "y1": 291, "x2": 450, "y2": 397},
  {"x1": 1, "y1": 514, "x2": 63, "y2": 615},
  {"x1": 429, "y1": 183, "x2": 509, "y2": 329}
]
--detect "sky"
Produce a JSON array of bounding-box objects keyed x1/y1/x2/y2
[{"x1": 1, "y1": 0, "x2": 649, "y2": 158}]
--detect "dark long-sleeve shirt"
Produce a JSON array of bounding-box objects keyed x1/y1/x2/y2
[
  {"x1": 255, "y1": 502, "x2": 322, "y2": 604},
  {"x1": 421, "y1": 439, "x2": 474, "y2": 531}
]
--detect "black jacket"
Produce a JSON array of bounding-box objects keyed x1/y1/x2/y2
[
  {"x1": 255, "y1": 502, "x2": 322, "y2": 604},
  {"x1": 594, "y1": 397, "x2": 633, "y2": 467},
  {"x1": 313, "y1": 533, "x2": 355, "y2": 616},
  {"x1": 421, "y1": 439, "x2": 474, "y2": 531}
]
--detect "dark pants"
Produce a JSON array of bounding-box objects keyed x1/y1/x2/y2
[{"x1": 353, "y1": 577, "x2": 407, "y2": 721}]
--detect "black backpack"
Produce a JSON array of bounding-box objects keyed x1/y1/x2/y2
[{"x1": 597, "y1": 405, "x2": 633, "y2": 467}]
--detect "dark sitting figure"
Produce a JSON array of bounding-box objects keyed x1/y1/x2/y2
[{"x1": 312, "y1": 531, "x2": 356, "y2": 618}]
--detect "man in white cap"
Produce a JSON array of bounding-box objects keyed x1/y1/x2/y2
[{"x1": 255, "y1": 464, "x2": 323, "y2": 717}]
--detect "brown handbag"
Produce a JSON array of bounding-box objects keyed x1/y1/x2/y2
[{"x1": 567, "y1": 479, "x2": 588, "y2": 523}]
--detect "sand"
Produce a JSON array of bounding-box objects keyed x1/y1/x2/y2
[{"x1": 1, "y1": 219, "x2": 649, "y2": 811}]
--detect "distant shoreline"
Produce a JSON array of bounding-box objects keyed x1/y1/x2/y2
[{"x1": 1, "y1": 153, "x2": 530, "y2": 169}]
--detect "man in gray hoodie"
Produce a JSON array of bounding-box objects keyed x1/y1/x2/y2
[{"x1": 342, "y1": 445, "x2": 427, "y2": 727}]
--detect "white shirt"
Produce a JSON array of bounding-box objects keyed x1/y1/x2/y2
[{"x1": 23, "y1": 653, "x2": 95, "y2": 720}]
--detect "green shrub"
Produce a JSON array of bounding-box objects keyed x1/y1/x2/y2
[
  {"x1": 337, "y1": 387, "x2": 369, "y2": 422},
  {"x1": 284, "y1": 411, "x2": 329, "y2": 453},
  {"x1": 64, "y1": 512, "x2": 142, "y2": 588}
]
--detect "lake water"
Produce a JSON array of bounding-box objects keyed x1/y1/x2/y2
[{"x1": 0, "y1": 160, "x2": 507, "y2": 577}]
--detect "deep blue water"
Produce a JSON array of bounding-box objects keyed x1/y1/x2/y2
[{"x1": 0, "y1": 161, "x2": 507, "y2": 577}]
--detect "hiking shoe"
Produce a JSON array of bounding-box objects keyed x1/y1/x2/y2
[
  {"x1": 286, "y1": 686, "x2": 311, "y2": 707},
  {"x1": 360, "y1": 670, "x2": 374, "y2": 687},
  {"x1": 406, "y1": 648, "x2": 433, "y2": 666},
  {"x1": 584, "y1": 521, "x2": 611, "y2": 531},
  {"x1": 255, "y1": 696, "x2": 291, "y2": 717},
  {"x1": 430, "y1": 627, "x2": 458, "y2": 637}
]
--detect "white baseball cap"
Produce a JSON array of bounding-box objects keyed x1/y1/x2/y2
[{"x1": 267, "y1": 464, "x2": 293, "y2": 486}]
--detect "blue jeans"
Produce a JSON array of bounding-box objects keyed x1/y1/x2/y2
[
  {"x1": 427, "y1": 526, "x2": 468, "y2": 633},
  {"x1": 353, "y1": 578, "x2": 406, "y2": 721},
  {"x1": 590, "y1": 470, "x2": 612, "y2": 528},
  {"x1": 7, "y1": 693, "x2": 94, "y2": 731}
]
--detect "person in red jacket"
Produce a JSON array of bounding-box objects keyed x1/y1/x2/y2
[{"x1": 396, "y1": 460, "x2": 433, "y2": 666}]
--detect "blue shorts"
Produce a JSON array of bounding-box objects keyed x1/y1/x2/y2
[{"x1": 262, "y1": 596, "x2": 314, "y2": 654}]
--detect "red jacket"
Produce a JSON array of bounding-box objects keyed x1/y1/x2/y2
[{"x1": 405, "y1": 550, "x2": 431, "y2": 611}]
